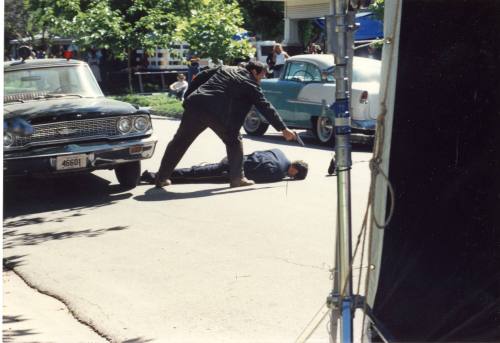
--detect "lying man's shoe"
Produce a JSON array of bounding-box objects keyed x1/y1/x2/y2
[
  {"x1": 155, "y1": 178, "x2": 172, "y2": 188},
  {"x1": 230, "y1": 177, "x2": 255, "y2": 188},
  {"x1": 141, "y1": 170, "x2": 156, "y2": 183}
]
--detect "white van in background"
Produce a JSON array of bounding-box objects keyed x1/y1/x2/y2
[
  {"x1": 251, "y1": 40, "x2": 276, "y2": 64},
  {"x1": 136, "y1": 44, "x2": 213, "y2": 70}
]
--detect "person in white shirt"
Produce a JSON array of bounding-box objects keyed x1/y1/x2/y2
[
  {"x1": 272, "y1": 44, "x2": 290, "y2": 78},
  {"x1": 87, "y1": 49, "x2": 102, "y2": 83},
  {"x1": 168, "y1": 74, "x2": 188, "y2": 100}
]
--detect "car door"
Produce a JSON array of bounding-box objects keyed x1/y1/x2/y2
[
  {"x1": 262, "y1": 61, "x2": 307, "y2": 126},
  {"x1": 291, "y1": 62, "x2": 329, "y2": 128}
]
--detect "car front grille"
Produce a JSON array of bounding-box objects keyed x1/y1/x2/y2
[{"x1": 13, "y1": 117, "x2": 124, "y2": 148}]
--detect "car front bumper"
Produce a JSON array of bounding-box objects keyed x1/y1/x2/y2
[{"x1": 4, "y1": 136, "x2": 157, "y2": 177}]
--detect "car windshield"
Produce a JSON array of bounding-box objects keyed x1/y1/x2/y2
[{"x1": 4, "y1": 65, "x2": 103, "y2": 103}]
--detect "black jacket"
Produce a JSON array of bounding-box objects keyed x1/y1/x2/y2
[{"x1": 183, "y1": 66, "x2": 286, "y2": 132}]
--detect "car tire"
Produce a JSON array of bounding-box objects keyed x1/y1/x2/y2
[
  {"x1": 313, "y1": 116, "x2": 335, "y2": 145},
  {"x1": 115, "y1": 161, "x2": 141, "y2": 188},
  {"x1": 243, "y1": 108, "x2": 269, "y2": 136}
]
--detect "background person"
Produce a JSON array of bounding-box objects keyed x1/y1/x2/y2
[
  {"x1": 168, "y1": 74, "x2": 188, "y2": 100},
  {"x1": 87, "y1": 48, "x2": 102, "y2": 83},
  {"x1": 142, "y1": 148, "x2": 308, "y2": 184},
  {"x1": 187, "y1": 56, "x2": 200, "y2": 84},
  {"x1": 266, "y1": 52, "x2": 275, "y2": 77},
  {"x1": 154, "y1": 61, "x2": 297, "y2": 189},
  {"x1": 271, "y1": 44, "x2": 289, "y2": 78}
]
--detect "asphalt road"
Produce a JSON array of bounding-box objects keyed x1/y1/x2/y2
[{"x1": 3, "y1": 117, "x2": 373, "y2": 342}]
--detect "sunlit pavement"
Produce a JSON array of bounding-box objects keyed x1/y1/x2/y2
[{"x1": 3, "y1": 116, "x2": 373, "y2": 342}]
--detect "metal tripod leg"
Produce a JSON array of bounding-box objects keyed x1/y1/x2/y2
[{"x1": 328, "y1": 232, "x2": 341, "y2": 342}]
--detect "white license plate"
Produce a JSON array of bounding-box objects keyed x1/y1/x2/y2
[{"x1": 56, "y1": 154, "x2": 87, "y2": 170}]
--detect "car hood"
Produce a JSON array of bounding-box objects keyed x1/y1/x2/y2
[{"x1": 3, "y1": 97, "x2": 147, "y2": 122}]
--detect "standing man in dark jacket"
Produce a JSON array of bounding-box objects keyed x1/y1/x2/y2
[
  {"x1": 142, "y1": 148, "x2": 308, "y2": 184},
  {"x1": 154, "y1": 61, "x2": 297, "y2": 188}
]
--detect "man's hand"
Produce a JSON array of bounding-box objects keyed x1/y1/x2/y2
[{"x1": 281, "y1": 128, "x2": 296, "y2": 141}]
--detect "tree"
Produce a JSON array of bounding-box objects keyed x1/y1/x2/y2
[
  {"x1": 21, "y1": 0, "x2": 257, "y2": 91},
  {"x1": 10, "y1": 0, "x2": 80, "y2": 55},
  {"x1": 4, "y1": 0, "x2": 29, "y2": 45},
  {"x1": 369, "y1": 0, "x2": 384, "y2": 21},
  {"x1": 236, "y1": 0, "x2": 284, "y2": 41},
  {"x1": 177, "y1": 0, "x2": 255, "y2": 65},
  {"x1": 368, "y1": 0, "x2": 384, "y2": 49},
  {"x1": 68, "y1": 0, "x2": 180, "y2": 92}
]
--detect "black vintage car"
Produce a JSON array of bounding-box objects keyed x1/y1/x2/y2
[{"x1": 3, "y1": 58, "x2": 157, "y2": 188}]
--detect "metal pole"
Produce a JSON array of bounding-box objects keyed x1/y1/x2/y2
[
  {"x1": 329, "y1": 0, "x2": 355, "y2": 342},
  {"x1": 161, "y1": 73, "x2": 166, "y2": 91},
  {"x1": 138, "y1": 73, "x2": 144, "y2": 93}
]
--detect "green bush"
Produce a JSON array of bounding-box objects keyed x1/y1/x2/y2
[{"x1": 110, "y1": 94, "x2": 184, "y2": 118}]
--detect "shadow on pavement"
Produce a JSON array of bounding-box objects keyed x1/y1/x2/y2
[
  {"x1": 3, "y1": 173, "x2": 133, "y2": 219},
  {"x1": 3, "y1": 315, "x2": 27, "y2": 324},
  {"x1": 123, "y1": 338, "x2": 154, "y2": 343},
  {"x1": 2, "y1": 328, "x2": 39, "y2": 343},
  {"x1": 3, "y1": 255, "x2": 28, "y2": 269},
  {"x1": 3, "y1": 226, "x2": 128, "y2": 250},
  {"x1": 134, "y1": 185, "x2": 278, "y2": 201}
]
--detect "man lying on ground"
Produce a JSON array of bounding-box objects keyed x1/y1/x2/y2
[{"x1": 142, "y1": 148, "x2": 308, "y2": 184}]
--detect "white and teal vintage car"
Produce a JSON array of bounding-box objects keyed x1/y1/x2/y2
[{"x1": 243, "y1": 54, "x2": 381, "y2": 145}]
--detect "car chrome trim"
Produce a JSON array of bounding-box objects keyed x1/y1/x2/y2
[
  {"x1": 4, "y1": 136, "x2": 157, "y2": 160},
  {"x1": 351, "y1": 119, "x2": 377, "y2": 130},
  {"x1": 287, "y1": 99, "x2": 324, "y2": 105},
  {"x1": 5, "y1": 130, "x2": 154, "y2": 152},
  {"x1": 5, "y1": 116, "x2": 152, "y2": 151}
]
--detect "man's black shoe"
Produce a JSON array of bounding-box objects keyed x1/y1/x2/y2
[
  {"x1": 328, "y1": 158, "x2": 337, "y2": 175},
  {"x1": 141, "y1": 170, "x2": 156, "y2": 184}
]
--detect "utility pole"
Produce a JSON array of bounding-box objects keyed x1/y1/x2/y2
[{"x1": 327, "y1": 1, "x2": 369, "y2": 342}]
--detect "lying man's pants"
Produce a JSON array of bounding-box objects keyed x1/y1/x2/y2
[{"x1": 143, "y1": 161, "x2": 229, "y2": 184}]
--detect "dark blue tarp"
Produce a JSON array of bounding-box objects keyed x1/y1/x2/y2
[{"x1": 313, "y1": 12, "x2": 383, "y2": 41}]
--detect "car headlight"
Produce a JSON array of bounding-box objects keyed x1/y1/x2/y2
[
  {"x1": 4, "y1": 131, "x2": 14, "y2": 147},
  {"x1": 134, "y1": 116, "x2": 150, "y2": 132},
  {"x1": 117, "y1": 117, "x2": 132, "y2": 134}
]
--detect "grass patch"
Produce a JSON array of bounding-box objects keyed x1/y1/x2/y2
[{"x1": 110, "y1": 94, "x2": 184, "y2": 118}]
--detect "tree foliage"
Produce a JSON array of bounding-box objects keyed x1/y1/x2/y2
[
  {"x1": 369, "y1": 0, "x2": 384, "y2": 21},
  {"x1": 4, "y1": 0, "x2": 30, "y2": 43},
  {"x1": 65, "y1": 0, "x2": 179, "y2": 59},
  {"x1": 17, "y1": 0, "x2": 254, "y2": 64},
  {"x1": 178, "y1": 0, "x2": 254, "y2": 64},
  {"x1": 69, "y1": 1, "x2": 125, "y2": 56},
  {"x1": 236, "y1": 0, "x2": 284, "y2": 41},
  {"x1": 24, "y1": 0, "x2": 80, "y2": 41}
]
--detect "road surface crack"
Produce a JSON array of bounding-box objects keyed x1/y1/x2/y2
[{"x1": 4, "y1": 265, "x2": 112, "y2": 342}]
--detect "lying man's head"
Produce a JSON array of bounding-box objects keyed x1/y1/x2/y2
[{"x1": 287, "y1": 160, "x2": 309, "y2": 180}]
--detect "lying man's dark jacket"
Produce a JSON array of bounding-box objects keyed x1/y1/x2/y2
[
  {"x1": 241, "y1": 148, "x2": 290, "y2": 182},
  {"x1": 142, "y1": 149, "x2": 291, "y2": 184},
  {"x1": 183, "y1": 66, "x2": 286, "y2": 132}
]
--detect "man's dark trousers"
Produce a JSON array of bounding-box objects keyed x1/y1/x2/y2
[
  {"x1": 156, "y1": 105, "x2": 244, "y2": 183},
  {"x1": 170, "y1": 162, "x2": 228, "y2": 183}
]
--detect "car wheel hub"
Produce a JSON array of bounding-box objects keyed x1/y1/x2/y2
[
  {"x1": 244, "y1": 111, "x2": 261, "y2": 132},
  {"x1": 317, "y1": 117, "x2": 333, "y2": 142}
]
